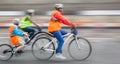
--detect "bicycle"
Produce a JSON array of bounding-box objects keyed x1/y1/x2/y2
[
  {"x1": 31, "y1": 27, "x2": 92, "y2": 61},
  {"x1": 0, "y1": 35, "x2": 30, "y2": 60},
  {"x1": 0, "y1": 28, "x2": 52, "y2": 61}
]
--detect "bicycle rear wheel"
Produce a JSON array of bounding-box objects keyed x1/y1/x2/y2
[
  {"x1": 0, "y1": 44, "x2": 13, "y2": 61},
  {"x1": 68, "y1": 37, "x2": 92, "y2": 61},
  {"x1": 34, "y1": 32, "x2": 53, "y2": 39},
  {"x1": 32, "y1": 37, "x2": 55, "y2": 60}
]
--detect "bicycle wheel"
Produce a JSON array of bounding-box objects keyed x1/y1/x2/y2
[
  {"x1": 34, "y1": 32, "x2": 53, "y2": 39},
  {"x1": 32, "y1": 37, "x2": 55, "y2": 60},
  {"x1": 0, "y1": 44, "x2": 13, "y2": 61},
  {"x1": 68, "y1": 37, "x2": 92, "y2": 61}
]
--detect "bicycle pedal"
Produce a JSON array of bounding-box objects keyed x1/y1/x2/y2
[
  {"x1": 17, "y1": 50, "x2": 24, "y2": 53},
  {"x1": 45, "y1": 49, "x2": 55, "y2": 52}
]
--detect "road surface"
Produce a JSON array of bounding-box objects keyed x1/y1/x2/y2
[{"x1": 0, "y1": 28, "x2": 120, "y2": 64}]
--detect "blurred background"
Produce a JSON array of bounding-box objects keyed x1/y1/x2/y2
[
  {"x1": 0, "y1": 0, "x2": 120, "y2": 27},
  {"x1": 0, "y1": 0, "x2": 120, "y2": 64},
  {"x1": 1, "y1": 0, "x2": 120, "y2": 38}
]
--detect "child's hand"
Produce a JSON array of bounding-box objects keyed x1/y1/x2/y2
[{"x1": 23, "y1": 32, "x2": 28, "y2": 36}]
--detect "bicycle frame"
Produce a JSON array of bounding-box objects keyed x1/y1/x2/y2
[
  {"x1": 43, "y1": 33, "x2": 75, "y2": 49},
  {"x1": 32, "y1": 30, "x2": 92, "y2": 61},
  {"x1": 63, "y1": 33, "x2": 81, "y2": 49},
  {"x1": 25, "y1": 31, "x2": 53, "y2": 45},
  {"x1": 11, "y1": 31, "x2": 53, "y2": 49}
]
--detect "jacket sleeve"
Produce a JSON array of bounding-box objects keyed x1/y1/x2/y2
[
  {"x1": 53, "y1": 12, "x2": 74, "y2": 26},
  {"x1": 13, "y1": 27, "x2": 24, "y2": 36}
]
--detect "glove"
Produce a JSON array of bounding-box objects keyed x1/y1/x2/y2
[
  {"x1": 37, "y1": 27, "x2": 42, "y2": 32},
  {"x1": 71, "y1": 26, "x2": 78, "y2": 35}
]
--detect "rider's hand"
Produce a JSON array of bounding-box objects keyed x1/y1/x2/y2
[
  {"x1": 37, "y1": 27, "x2": 42, "y2": 32},
  {"x1": 23, "y1": 32, "x2": 28, "y2": 36},
  {"x1": 23, "y1": 32, "x2": 30, "y2": 42},
  {"x1": 71, "y1": 26, "x2": 78, "y2": 35}
]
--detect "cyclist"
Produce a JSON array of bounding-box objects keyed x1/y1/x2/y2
[
  {"x1": 20, "y1": 9, "x2": 41, "y2": 38},
  {"x1": 9, "y1": 18, "x2": 28, "y2": 54},
  {"x1": 48, "y1": 4, "x2": 78, "y2": 59}
]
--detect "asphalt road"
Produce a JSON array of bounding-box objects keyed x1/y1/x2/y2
[{"x1": 0, "y1": 28, "x2": 120, "y2": 64}]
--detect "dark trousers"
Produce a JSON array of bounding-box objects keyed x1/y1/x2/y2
[{"x1": 22, "y1": 27, "x2": 35, "y2": 38}]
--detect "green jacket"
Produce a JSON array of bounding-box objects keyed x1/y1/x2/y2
[{"x1": 20, "y1": 15, "x2": 32, "y2": 28}]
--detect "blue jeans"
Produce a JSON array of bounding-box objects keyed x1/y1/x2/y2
[
  {"x1": 51, "y1": 29, "x2": 68, "y2": 53},
  {"x1": 22, "y1": 27, "x2": 35, "y2": 38}
]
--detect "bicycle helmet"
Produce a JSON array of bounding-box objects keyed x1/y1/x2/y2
[
  {"x1": 26, "y1": 9, "x2": 35, "y2": 14},
  {"x1": 13, "y1": 18, "x2": 20, "y2": 25},
  {"x1": 54, "y1": 4, "x2": 64, "y2": 9}
]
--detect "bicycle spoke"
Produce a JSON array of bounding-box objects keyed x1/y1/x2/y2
[
  {"x1": 32, "y1": 37, "x2": 55, "y2": 60},
  {"x1": 68, "y1": 37, "x2": 92, "y2": 61},
  {"x1": 0, "y1": 44, "x2": 13, "y2": 61}
]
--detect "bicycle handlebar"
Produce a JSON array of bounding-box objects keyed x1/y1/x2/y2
[
  {"x1": 71, "y1": 26, "x2": 78, "y2": 35},
  {"x1": 23, "y1": 35, "x2": 30, "y2": 42}
]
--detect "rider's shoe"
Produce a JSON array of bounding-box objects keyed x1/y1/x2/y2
[
  {"x1": 55, "y1": 53, "x2": 67, "y2": 59},
  {"x1": 12, "y1": 50, "x2": 21, "y2": 56},
  {"x1": 17, "y1": 50, "x2": 24, "y2": 53}
]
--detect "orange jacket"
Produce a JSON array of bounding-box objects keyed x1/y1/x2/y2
[
  {"x1": 9, "y1": 26, "x2": 16, "y2": 37},
  {"x1": 9, "y1": 26, "x2": 23, "y2": 45},
  {"x1": 48, "y1": 10, "x2": 74, "y2": 32}
]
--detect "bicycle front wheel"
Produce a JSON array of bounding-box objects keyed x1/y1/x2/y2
[
  {"x1": 0, "y1": 44, "x2": 13, "y2": 61},
  {"x1": 68, "y1": 37, "x2": 92, "y2": 61},
  {"x1": 32, "y1": 37, "x2": 55, "y2": 60}
]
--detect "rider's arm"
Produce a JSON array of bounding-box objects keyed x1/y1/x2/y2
[
  {"x1": 13, "y1": 27, "x2": 24, "y2": 36},
  {"x1": 26, "y1": 17, "x2": 40, "y2": 28},
  {"x1": 53, "y1": 12, "x2": 75, "y2": 26},
  {"x1": 31, "y1": 21, "x2": 40, "y2": 28}
]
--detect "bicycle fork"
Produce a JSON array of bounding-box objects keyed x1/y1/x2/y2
[
  {"x1": 75, "y1": 36, "x2": 81, "y2": 50},
  {"x1": 42, "y1": 39, "x2": 55, "y2": 52}
]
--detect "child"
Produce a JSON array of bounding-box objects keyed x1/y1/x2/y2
[{"x1": 9, "y1": 18, "x2": 27, "y2": 53}]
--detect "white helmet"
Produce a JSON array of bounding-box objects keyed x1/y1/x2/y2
[
  {"x1": 54, "y1": 4, "x2": 64, "y2": 9},
  {"x1": 26, "y1": 9, "x2": 35, "y2": 13},
  {"x1": 13, "y1": 18, "x2": 20, "y2": 24}
]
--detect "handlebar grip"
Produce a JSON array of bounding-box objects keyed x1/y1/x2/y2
[
  {"x1": 71, "y1": 26, "x2": 78, "y2": 35},
  {"x1": 37, "y1": 27, "x2": 42, "y2": 32},
  {"x1": 24, "y1": 35, "x2": 30, "y2": 42}
]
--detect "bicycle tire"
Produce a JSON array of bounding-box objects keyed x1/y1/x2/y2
[
  {"x1": 34, "y1": 31, "x2": 54, "y2": 39},
  {"x1": 68, "y1": 37, "x2": 92, "y2": 61},
  {"x1": 32, "y1": 37, "x2": 55, "y2": 60},
  {"x1": 0, "y1": 44, "x2": 13, "y2": 61},
  {"x1": 26, "y1": 31, "x2": 53, "y2": 45}
]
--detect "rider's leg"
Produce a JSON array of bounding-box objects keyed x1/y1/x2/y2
[
  {"x1": 22, "y1": 27, "x2": 35, "y2": 38},
  {"x1": 52, "y1": 30, "x2": 68, "y2": 53},
  {"x1": 51, "y1": 30, "x2": 67, "y2": 59},
  {"x1": 14, "y1": 39, "x2": 25, "y2": 53},
  {"x1": 51, "y1": 30, "x2": 64, "y2": 53},
  {"x1": 59, "y1": 29, "x2": 68, "y2": 35}
]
